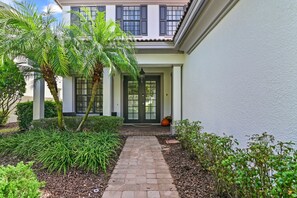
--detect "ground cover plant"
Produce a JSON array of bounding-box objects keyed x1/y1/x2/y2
[
  {"x1": 0, "y1": 129, "x2": 121, "y2": 174},
  {"x1": 176, "y1": 119, "x2": 297, "y2": 198},
  {"x1": 0, "y1": 162, "x2": 44, "y2": 198}
]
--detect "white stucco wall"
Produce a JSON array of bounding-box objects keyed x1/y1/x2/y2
[
  {"x1": 182, "y1": 0, "x2": 297, "y2": 147},
  {"x1": 24, "y1": 76, "x2": 62, "y2": 99}
]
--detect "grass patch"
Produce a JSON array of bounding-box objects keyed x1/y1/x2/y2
[{"x1": 0, "y1": 129, "x2": 121, "y2": 174}]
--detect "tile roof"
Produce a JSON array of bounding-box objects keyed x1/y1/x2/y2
[
  {"x1": 136, "y1": 0, "x2": 193, "y2": 43},
  {"x1": 135, "y1": 39, "x2": 173, "y2": 42},
  {"x1": 173, "y1": 0, "x2": 193, "y2": 40}
]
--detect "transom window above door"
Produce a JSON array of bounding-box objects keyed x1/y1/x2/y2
[
  {"x1": 116, "y1": 5, "x2": 147, "y2": 36},
  {"x1": 160, "y1": 5, "x2": 185, "y2": 36}
]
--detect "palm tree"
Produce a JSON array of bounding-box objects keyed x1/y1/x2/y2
[
  {"x1": 69, "y1": 9, "x2": 139, "y2": 131},
  {"x1": 0, "y1": 2, "x2": 77, "y2": 130}
]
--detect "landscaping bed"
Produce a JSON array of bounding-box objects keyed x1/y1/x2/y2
[
  {"x1": 158, "y1": 136, "x2": 217, "y2": 198},
  {"x1": 0, "y1": 122, "x2": 19, "y2": 134},
  {"x1": 0, "y1": 130, "x2": 126, "y2": 198}
]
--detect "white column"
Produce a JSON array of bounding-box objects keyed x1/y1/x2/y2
[
  {"x1": 172, "y1": 65, "x2": 182, "y2": 134},
  {"x1": 33, "y1": 74, "x2": 45, "y2": 120},
  {"x1": 62, "y1": 77, "x2": 74, "y2": 113},
  {"x1": 103, "y1": 68, "x2": 112, "y2": 116}
]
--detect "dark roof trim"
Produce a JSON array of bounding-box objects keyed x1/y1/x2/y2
[
  {"x1": 174, "y1": 0, "x2": 239, "y2": 54},
  {"x1": 54, "y1": 0, "x2": 63, "y2": 9},
  {"x1": 173, "y1": 0, "x2": 194, "y2": 40}
]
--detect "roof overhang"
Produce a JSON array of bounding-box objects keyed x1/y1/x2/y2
[
  {"x1": 135, "y1": 41, "x2": 183, "y2": 54},
  {"x1": 174, "y1": 0, "x2": 239, "y2": 54},
  {"x1": 54, "y1": 0, "x2": 63, "y2": 9}
]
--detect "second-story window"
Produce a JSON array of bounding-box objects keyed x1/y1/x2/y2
[
  {"x1": 160, "y1": 6, "x2": 185, "y2": 36},
  {"x1": 116, "y1": 5, "x2": 147, "y2": 36},
  {"x1": 71, "y1": 6, "x2": 106, "y2": 25},
  {"x1": 123, "y1": 6, "x2": 141, "y2": 35}
]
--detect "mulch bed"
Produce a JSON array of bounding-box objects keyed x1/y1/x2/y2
[
  {"x1": 158, "y1": 136, "x2": 218, "y2": 198},
  {"x1": 0, "y1": 136, "x2": 126, "y2": 198},
  {"x1": 0, "y1": 122, "x2": 18, "y2": 129}
]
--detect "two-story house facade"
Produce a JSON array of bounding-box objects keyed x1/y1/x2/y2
[
  {"x1": 46, "y1": 0, "x2": 297, "y2": 147},
  {"x1": 57, "y1": 0, "x2": 188, "y2": 124}
]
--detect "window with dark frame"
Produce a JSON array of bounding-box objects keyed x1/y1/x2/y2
[
  {"x1": 123, "y1": 6, "x2": 141, "y2": 36},
  {"x1": 116, "y1": 5, "x2": 147, "y2": 36},
  {"x1": 160, "y1": 5, "x2": 185, "y2": 36},
  {"x1": 75, "y1": 78, "x2": 103, "y2": 114},
  {"x1": 71, "y1": 6, "x2": 106, "y2": 25}
]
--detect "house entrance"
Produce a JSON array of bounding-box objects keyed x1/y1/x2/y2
[{"x1": 123, "y1": 76, "x2": 161, "y2": 123}]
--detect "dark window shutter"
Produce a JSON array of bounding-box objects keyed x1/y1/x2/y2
[
  {"x1": 140, "y1": 5, "x2": 147, "y2": 36},
  {"x1": 71, "y1": 7, "x2": 80, "y2": 25},
  {"x1": 159, "y1": 5, "x2": 167, "y2": 35},
  {"x1": 116, "y1": 6, "x2": 123, "y2": 29},
  {"x1": 98, "y1": 6, "x2": 106, "y2": 12},
  {"x1": 98, "y1": 6, "x2": 106, "y2": 19}
]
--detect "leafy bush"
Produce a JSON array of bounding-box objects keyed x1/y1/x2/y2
[
  {"x1": 0, "y1": 57, "x2": 26, "y2": 126},
  {"x1": 32, "y1": 116, "x2": 124, "y2": 133},
  {"x1": 176, "y1": 120, "x2": 297, "y2": 197},
  {"x1": 0, "y1": 129, "x2": 121, "y2": 174},
  {"x1": 16, "y1": 101, "x2": 58, "y2": 130},
  {"x1": 0, "y1": 162, "x2": 44, "y2": 198}
]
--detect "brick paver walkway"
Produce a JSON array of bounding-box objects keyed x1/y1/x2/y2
[{"x1": 102, "y1": 136, "x2": 179, "y2": 198}]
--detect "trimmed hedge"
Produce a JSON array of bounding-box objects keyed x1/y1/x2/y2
[
  {"x1": 32, "y1": 116, "x2": 124, "y2": 132},
  {"x1": 16, "y1": 101, "x2": 58, "y2": 130},
  {"x1": 176, "y1": 119, "x2": 297, "y2": 198},
  {"x1": 0, "y1": 162, "x2": 45, "y2": 198}
]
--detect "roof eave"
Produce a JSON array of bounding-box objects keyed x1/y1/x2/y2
[
  {"x1": 54, "y1": 0, "x2": 63, "y2": 9},
  {"x1": 174, "y1": 0, "x2": 239, "y2": 54}
]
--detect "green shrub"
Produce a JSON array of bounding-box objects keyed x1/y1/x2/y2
[
  {"x1": 0, "y1": 162, "x2": 45, "y2": 198},
  {"x1": 0, "y1": 129, "x2": 121, "y2": 174},
  {"x1": 176, "y1": 120, "x2": 297, "y2": 198},
  {"x1": 32, "y1": 116, "x2": 124, "y2": 133},
  {"x1": 0, "y1": 57, "x2": 26, "y2": 127},
  {"x1": 16, "y1": 101, "x2": 59, "y2": 130}
]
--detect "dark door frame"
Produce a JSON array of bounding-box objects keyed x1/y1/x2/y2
[{"x1": 123, "y1": 75, "x2": 161, "y2": 123}]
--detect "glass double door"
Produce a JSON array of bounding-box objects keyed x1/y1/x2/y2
[{"x1": 124, "y1": 76, "x2": 161, "y2": 123}]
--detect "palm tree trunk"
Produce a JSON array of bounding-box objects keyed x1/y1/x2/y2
[
  {"x1": 47, "y1": 81, "x2": 65, "y2": 130},
  {"x1": 76, "y1": 78, "x2": 99, "y2": 132},
  {"x1": 41, "y1": 65, "x2": 65, "y2": 130}
]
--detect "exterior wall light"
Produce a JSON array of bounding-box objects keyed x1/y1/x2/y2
[{"x1": 140, "y1": 68, "x2": 145, "y2": 83}]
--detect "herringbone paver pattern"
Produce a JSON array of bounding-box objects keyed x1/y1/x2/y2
[{"x1": 102, "y1": 136, "x2": 179, "y2": 198}]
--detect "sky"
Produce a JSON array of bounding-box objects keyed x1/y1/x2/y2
[{"x1": 0, "y1": 0, "x2": 62, "y2": 20}]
